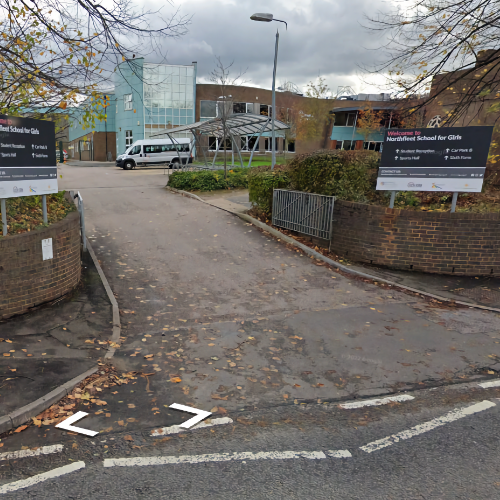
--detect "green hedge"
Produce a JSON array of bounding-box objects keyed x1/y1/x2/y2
[
  {"x1": 168, "y1": 168, "x2": 249, "y2": 192},
  {"x1": 248, "y1": 166, "x2": 290, "y2": 214},
  {"x1": 286, "y1": 150, "x2": 379, "y2": 200},
  {"x1": 248, "y1": 151, "x2": 380, "y2": 214}
]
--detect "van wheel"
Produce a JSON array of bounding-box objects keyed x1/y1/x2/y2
[{"x1": 123, "y1": 161, "x2": 134, "y2": 170}]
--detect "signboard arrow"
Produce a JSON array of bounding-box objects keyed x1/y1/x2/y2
[
  {"x1": 55, "y1": 411, "x2": 98, "y2": 437},
  {"x1": 169, "y1": 403, "x2": 212, "y2": 428}
]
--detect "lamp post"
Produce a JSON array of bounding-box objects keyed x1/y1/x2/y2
[{"x1": 250, "y1": 13, "x2": 287, "y2": 170}]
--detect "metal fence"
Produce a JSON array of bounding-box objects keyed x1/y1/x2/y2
[{"x1": 272, "y1": 189, "x2": 335, "y2": 240}]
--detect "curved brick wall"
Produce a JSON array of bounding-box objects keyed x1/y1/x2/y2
[
  {"x1": 330, "y1": 201, "x2": 500, "y2": 276},
  {"x1": 0, "y1": 211, "x2": 81, "y2": 319}
]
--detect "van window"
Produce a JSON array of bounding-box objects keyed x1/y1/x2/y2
[{"x1": 130, "y1": 145, "x2": 141, "y2": 155}]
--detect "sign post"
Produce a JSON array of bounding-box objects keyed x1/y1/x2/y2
[{"x1": 377, "y1": 126, "x2": 493, "y2": 198}]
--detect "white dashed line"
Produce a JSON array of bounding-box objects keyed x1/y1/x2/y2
[
  {"x1": 0, "y1": 461, "x2": 85, "y2": 494},
  {"x1": 360, "y1": 400, "x2": 496, "y2": 453},
  {"x1": 151, "y1": 417, "x2": 233, "y2": 436},
  {"x1": 327, "y1": 450, "x2": 352, "y2": 458},
  {"x1": 104, "y1": 449, "x2": 351, "y2": 467},
  {"x1": 0, "y1": 445, "x2": 64, "y2": 462},
  {"x1": 339, "y1": 394, "x2": 414, "y2": 409},
  {"x1": 478, "y1": 379, "x2": 500, "y2": 389}
]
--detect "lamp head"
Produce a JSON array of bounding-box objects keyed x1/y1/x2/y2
[{"x1": 250, "y1": 13, "x2": 273, "y2": 22}]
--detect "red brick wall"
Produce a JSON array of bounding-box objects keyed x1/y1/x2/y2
[
  {"x1": 331, "y1": 201, "x2": 500, "y2": 276},
  {"x1": 0, "y1": 212, "x2": 82, "y2": 319}
]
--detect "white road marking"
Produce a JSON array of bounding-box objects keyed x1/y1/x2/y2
[
  {"x1": 478, "y1": 379, "x2": 500, "y2": 389},
  {"x1": 169, "y1": 403, "x2": 212, "y2": 429},
  {"x1": 360, "y1": 400, "x2": 496, "y2": 453},
  {"x1": 0, "y1": 461, "x2": 85, "y2": 494},
  {"x1": 339, "y1": 394, "x2": 414, "y2": 409},
  {"x1": 104, "y1": 449, "x2": 351, "y2": 467},
  {"x1": 55, "y1": 411, "x2": 98, "y2": 437},
  {"x1": 327, "y1": 450, "x2": 352, "y2": 458},
  {"x1": 151, "y1": 417, "x2": 233, "y2": 437},
  {"x1": 0, "y1": 445, "x2": 64, "y2": 462}
]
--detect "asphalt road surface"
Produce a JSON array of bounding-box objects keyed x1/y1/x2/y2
[{"x1": 1, "y1": 164, "x2": 499, "y2": 498}]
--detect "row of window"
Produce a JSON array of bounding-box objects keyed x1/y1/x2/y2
[
  {"x1": 334, "y1": 140, "x2": 383, "y2": 151},
  {"x1": 127, "y1": 143, "x2": 190, "y2": 154},
  {"x1": 207, "y1": 136, "x2": 295, "y2": 152},
  {"x1": 200, "y1": 101, "x2": 274, "y2": 119}
]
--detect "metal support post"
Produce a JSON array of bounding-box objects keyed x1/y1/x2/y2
[
  {"x1": 271, "y1": 29, "x2": 279, "y2": 170},
  {"x1": 212, "y1": 137, "x2": 221, "y2": 168},
  {"x1": 230, "y1": 132, "x2": 245, "y2": 168},
  {"x1": 248, "y1": 117, "x2": 270, "y2": 168},
  {"x1": 42, "y1": 195, "x2": 48, "y2": 224},
  {"x1": 76, "y1": 192, "x2": 87, "y2": 251},
  {"x1": 451, "y1": 192, "x2": 458, "y2": 213},
  {"x1": 389, "y1": 191, "x2": 396, "y2": 209},
  {"x1": 1, "y1": 198, "x2": 7, "y2": 236}
]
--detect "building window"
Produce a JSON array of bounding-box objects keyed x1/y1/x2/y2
[
  {"x1": 246, "y1": 103, "x2": 254, "y2": 114},
  {"x1": 125, "y1": 130, "x2": 133, "y2": 147},
  {"x1": 336, "y1": 140, "x2": 355, "y2": 150},
  {"x1": 363, "y1": 141, "x2": 382, "y2": 152},
  {"x1": 124, "y1": 94, "x2": 133, "y2": 111},
  {"x1": 248, "y1": 136, "x2": 257, "y2": 151},
  {"x1": 264, "y1": 138, "x2": 278, "y2": 151},
  {"x1": 260, "y1": 104, "x2": 270, "y2": 117},
  {"x1": 287, "y1": 141, "x2": 295, "y2": 153},
  {"x1": 346, "y1": 113, "x2": 357, "y2": 127},
  {"x1": 233, "y1": 102, "x2": 246, "y2": 114},
  {"x1": 201, "y1": 100, "x2": 217, "y2": 119}
]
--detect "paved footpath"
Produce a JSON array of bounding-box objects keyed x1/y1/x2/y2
[{"x1": 1, "y1": 163, "x2": 500, "y2": 498}]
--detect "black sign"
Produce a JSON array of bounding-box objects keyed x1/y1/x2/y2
[
  {"x1": 379, "y1": 126, "x2": 493, "y2": 178},
  {"x1": 0, "y1": 114, "x2": 56, "y2": 169}
]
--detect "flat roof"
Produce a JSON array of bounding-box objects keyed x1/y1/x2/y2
[{"x1": 330, "y1": 105, "x2": 397, "y2": 113}]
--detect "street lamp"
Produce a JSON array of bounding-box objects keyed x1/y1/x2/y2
[{"x1": 250, "y1": 13, "x2": 287, "y2": 170}]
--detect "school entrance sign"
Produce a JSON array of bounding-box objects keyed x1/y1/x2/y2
[
  {"x1": 0, "y1": 115, "x2": 58, "y2": 199},
  {"x1": 376, "y1": 126, "x2": 493, "y2": 193}
]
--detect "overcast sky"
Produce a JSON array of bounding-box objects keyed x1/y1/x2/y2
[{"x1": 146, "y1": 0, "x2": 392, "y2": 95}]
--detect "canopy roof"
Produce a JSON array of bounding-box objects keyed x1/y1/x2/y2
[{"x1": 150, "y1": 113, "x2": 289, "y2": 139}]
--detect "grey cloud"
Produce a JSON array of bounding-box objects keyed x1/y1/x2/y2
[{"x1": 145, "y1": 0, "x2": 390, "y2": 93}]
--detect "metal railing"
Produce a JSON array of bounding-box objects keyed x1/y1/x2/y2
[
  {"x1": 71, "y1": 191, "x2": 86, "y2": 251},
  {"x1": 272, "y1": 189, "x2": 335, "y2": 240}
]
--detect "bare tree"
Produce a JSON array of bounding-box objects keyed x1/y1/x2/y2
[
  {"x1": 0, "y1": 0, "x2": 190, "y2": 124},
  {"x1": 367, "y1": 0, "x2": 500, "y2": 126},
  {"x1": 208, "y1": 57, "x2": 246, "y2": 178}
]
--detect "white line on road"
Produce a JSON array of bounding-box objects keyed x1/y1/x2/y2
[
  {"x1": 360, "y1": 400, "x2": 496, "y2": 453},
  {"x1": 104, "y1": 449, "x2": 352, "y2": 467},
  {"x1": 339, "y1": 394, "x2": 414, "y2": 409},
  {"x1": 0, "y1": 461, "x2": 85, "y2": 494},
  {"x1": 478, "y1": 379, "x2": 500, "y2": 389},
  {"x1": 327, "y1": 450, "x2": 352, "y2": 458},
  {"x1": 0, "y1": 445, "x2": 64, "y2": 462},
  {"x1": 151, "y1": 417, "x2": 233, "y2": 436}
]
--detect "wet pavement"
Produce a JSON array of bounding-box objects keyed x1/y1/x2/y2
[{"x1": 0, "y1": 252, "x2": 113, "y2": 415}]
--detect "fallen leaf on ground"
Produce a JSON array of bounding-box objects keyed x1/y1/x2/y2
[
  {"x1": 170, "y1": 377, "x2": 182, "y2": 383},
  {"x1": 124, "y1": 435, "x2": 134, "y2": 442},
  {"x1": 14, "y1": 425, "x2": 28, "y2": 433},
  {"x1": 211, "y1": 394, "x2": 228, "y2": 400}
]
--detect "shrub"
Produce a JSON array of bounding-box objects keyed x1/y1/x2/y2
[
  {"x1": 168, "y1": 168, "x2": 249, "y2": 192},
  {"x1": 248, "y1": 165, "x2": 290, "y2": 215},
  {"x1": 286, "y1": 150, "x2": 379, "y2": 201}
]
